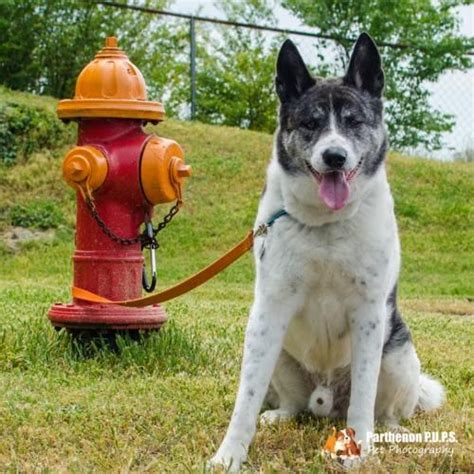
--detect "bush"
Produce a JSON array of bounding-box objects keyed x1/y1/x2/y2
[
  {"x1": 0, "y1": 101, "x2": 71, "y2": 165},
  {"x1": 9, "y1": 200, "x2": 64, "y2": 230}
]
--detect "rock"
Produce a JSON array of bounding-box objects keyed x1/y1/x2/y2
[
  {"x1": 11, "y1": 227, "x2": 34, "y2": 241},
  {"x1": 1, "y1": 226, "x2": 56, "y2": 252}
]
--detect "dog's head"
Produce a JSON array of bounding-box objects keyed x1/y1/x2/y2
[
  {"x1": 336, "y1": 428, "x2": 353, "y2": 444},
  {"x1": 275, "y1": 33, "x2": 388, "y2": 213}
]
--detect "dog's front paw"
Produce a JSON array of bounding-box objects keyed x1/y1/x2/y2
[
  {"x1": 259, "y1": 408, "x2": 295, "y2": 425},
  {"x1": 379, "y1": 418, "x2": 410, "y2": 433},
  {"x1": 208, "y1": 445, "x2": 247, "y2": 472}
]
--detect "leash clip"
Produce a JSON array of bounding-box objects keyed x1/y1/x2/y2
[
  {"x1": 253, "y1": 223, "x2": 268, "y2": 238},
  {"x1": 142, "y1": 221, "x2": 157, "y2": 293}
]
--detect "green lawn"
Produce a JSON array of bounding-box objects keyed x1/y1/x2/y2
[{"x1": 0, "y1": 89, "x2": 473, "y2": 472}]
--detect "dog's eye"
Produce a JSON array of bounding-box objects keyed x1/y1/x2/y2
[
  {"x1": 301, "y1": 119, "x2": 319, "y2": 131},
  {"x1": 345, "y1": 115, "x2": 363, "y2": 126}
]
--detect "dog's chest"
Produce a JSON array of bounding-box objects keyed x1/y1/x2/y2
[
  {"x1": 283, "y1": 262, "x2": 353, "y2": 376},
  {"x1": 277, "y1": 221, "x2": 371, "y2": 376}
]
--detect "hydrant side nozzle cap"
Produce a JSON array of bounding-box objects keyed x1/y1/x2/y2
[
  {"x1": 57, "y1": 36, "x2": 164, "y2": 122},
  {"x1": 140, "y1": 137, "x2": 190, "y2": 205},
  {"x1": 63, "y1": 146, "x2": 108, "y2": 192}
]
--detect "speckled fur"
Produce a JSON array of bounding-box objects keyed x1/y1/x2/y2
[{"x1": 209, "y1": 34, "x2": 444, "y2": 472}]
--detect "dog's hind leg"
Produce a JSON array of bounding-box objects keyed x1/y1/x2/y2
[
  {"x1": 376, "y1": 341, "x2": 421, "y2": 429},
  {"x1": 260, "y1": 349, "x2": 312, "y2": 424},
  {"x1": 376, "y1": 299, "x2": 444, "y2": 430}
]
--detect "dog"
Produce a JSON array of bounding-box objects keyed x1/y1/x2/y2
[
  {"x1": 322, "y1": 426, "x2": 361, "y2": 465},
  {"x1": 333, "y1": 428, "x2": 361, "y2": 459},
  {"x1": 209, "y1": 33, "x2": 444, "y2": 471}
]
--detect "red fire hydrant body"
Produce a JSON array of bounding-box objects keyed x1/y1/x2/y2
[{"x1": 48, "y1": 38, "x2": 190, "y2": 331}]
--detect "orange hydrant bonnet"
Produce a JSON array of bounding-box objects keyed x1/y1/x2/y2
[{"x1": 57, "y1": 37, "x2": 164, "y2": 122}]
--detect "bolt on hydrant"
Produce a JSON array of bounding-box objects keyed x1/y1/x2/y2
[{"x1": 48, "y1": 37, "x2": 191, "y2": 332}]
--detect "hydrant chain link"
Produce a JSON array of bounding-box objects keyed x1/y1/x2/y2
[
  {"x1": 151, "y1": 201, "x2": 181, "y2": 238},
  {"x1": 84, "y1": 196, "x2": 181, "y2": 247},
  {"x1": 85, "y1": 197, "x2": 142, "y2": 246}
]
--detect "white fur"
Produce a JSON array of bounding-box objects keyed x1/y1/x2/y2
[
  {"x1": 209, "y1": 144, "x2": 443, "y2": 471},
  {"x1": 418, "y1": 374, "x2": 446, "y2": 412},
  {"x1": 308, "y1": 385, "x2": 333, "y2": 417},
  {"x1": 310, "y1": 114, "x2": 359, "y2": 173}
]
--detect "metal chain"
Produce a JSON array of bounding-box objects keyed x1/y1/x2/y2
[
  {"x1": 84, "y1": 197, "x2": 181, "y2": 248},
  {"x1": 152, "y1": 201, "x2": 181, "y2": 238}
]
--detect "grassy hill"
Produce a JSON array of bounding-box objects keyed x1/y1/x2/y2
[{"x1": 0, "y1": 88, "x2": 473, "y2": 471}]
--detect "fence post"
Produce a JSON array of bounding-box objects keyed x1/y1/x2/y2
[{"x1": 189, "y1": 17, "x2": 196, "y2": 120}]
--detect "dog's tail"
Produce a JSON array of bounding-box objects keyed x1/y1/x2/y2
[{"x1": 417, "y1": 373, "x2": 445, "y2": 411}]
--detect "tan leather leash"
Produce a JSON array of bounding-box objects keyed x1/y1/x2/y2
[
  {"x1": 72, "y1": 209, "x2": 288, "y2": 308},
  {"x1": 72, "y1": 231, "x2": 255, "y2": 308}
]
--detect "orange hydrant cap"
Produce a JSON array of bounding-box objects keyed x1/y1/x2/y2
[{"x1": 57, "y1": 37, "x2": 164, "y2": 122}]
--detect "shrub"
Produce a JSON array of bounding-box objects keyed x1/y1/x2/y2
[
  {"x1": 0, "y1": 101, "x2": 71, "y2": 165},
  {"x1": 9, "y1": 200, "x2": 64, "y2": 230}
]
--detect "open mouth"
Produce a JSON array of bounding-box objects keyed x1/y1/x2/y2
[{"x1": 306, "y1": 158, "x2": 363, "y2": 211}]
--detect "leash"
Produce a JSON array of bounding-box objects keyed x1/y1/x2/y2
[{"x1": 72, "y1": 210, "x2": 288, "y2": 308}]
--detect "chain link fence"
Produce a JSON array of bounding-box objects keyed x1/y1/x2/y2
[{"x1": 98, "y1": 1, "x2": 473, "y2": 161}]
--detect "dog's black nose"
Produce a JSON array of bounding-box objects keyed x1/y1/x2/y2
[{"x1": 322, "y1": 147, "x2": 347, "y2": 169}]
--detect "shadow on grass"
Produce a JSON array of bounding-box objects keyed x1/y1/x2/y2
[{"x1": 0, "y1": 318, "x2": 212, "y2": 376}]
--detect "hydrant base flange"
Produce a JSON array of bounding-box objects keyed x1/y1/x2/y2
[{"x1": 48, "y1": 303, "x2": 167, "y2": 331}]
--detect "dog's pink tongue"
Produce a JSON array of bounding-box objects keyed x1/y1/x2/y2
[{"x1": 319, "y1": 171, "x2": 350, "y2": 211}]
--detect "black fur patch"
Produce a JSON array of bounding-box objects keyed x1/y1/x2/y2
[
  {"x1": 276, "y1": 130, "x2": 301, "y2": 174},
  {"x1": 383, "y1": 285, "x2": 412, "y2": 354},
  {"x1": 363, "y1": 135, "x2": 389, "y2": 177}
]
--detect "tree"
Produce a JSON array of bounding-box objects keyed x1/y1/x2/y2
[
  {"x1": 281, "y1": 0, "x2": 474, "y2": 150},
  {"x1": 0, "y1": 1, "x2": 43, "y2": 93},
  {"x1": 194, "y1": 1, "x2": 282, "y2": 132},
  {"x1": 0, "y1": 0, "x2": 188, "y2": 112}
]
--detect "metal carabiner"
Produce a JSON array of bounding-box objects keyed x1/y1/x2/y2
[{"x1": 141, "y1": 221, "x2": 157, "y2": 293}]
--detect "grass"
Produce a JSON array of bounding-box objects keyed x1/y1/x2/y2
[{"x1": 0, "y1": 88, "x2": 473, "y2": 472}]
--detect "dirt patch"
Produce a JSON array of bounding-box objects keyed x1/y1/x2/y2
[
  {"x1": 401, "y1": 299, "x2": 474, "y2": 316},
  {"x1": 0, "y1": 226, "x2": 55, "y2": 252}
]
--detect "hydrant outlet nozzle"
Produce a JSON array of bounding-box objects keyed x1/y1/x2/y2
[
  {"x1": 176, "y1": 162, "x2": 192, "y2": 178},
  {"x1": 140, "y1": 137, "x2": 190, "y2": 205},
  {"x1": 63, "y1": 146, "x2": 108, "y2": 192}
]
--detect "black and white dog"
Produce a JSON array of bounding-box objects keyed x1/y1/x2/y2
[{"x1": 209, "y1": 33, "x2": 444, "y2": 471}]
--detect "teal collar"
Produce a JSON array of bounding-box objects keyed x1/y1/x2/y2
[
  {"x1": 254, "y1": 209, "x2": 288, "y2": 237},
  {"x1": 267, "y1": 209, "x2": 288, "y2": 227}
]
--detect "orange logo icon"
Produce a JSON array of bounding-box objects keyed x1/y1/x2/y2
[{"x1": 322, "y1": 426, "x2": 362, "y2": 461}]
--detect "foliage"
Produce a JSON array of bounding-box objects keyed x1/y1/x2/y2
[
  {"x1": 0, "y1": 100, "x2": 71, "y2": 165},
  {"x1": 0, "y1": 0, "x2": 188, "y2": 112},
  {"x1": 282, "y1": 0, "x2": 474, "y2": 150},
  {"x1": 9, "y1": 200, "x2": 64, "y2": 229},
  {"x1": 194, "y1": 1, "x2": 281, "y2": 132}
]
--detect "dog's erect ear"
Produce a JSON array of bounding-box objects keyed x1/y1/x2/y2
[
  {"x1": 344, "y1": 33, "x2": 384, "y2": 97},
  {"x1": 276, "y1": 39, "x2": 315, "y2": 102}
]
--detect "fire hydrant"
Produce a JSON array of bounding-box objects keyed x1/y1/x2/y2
[{"x1": 48, "y1": 37, "x2": 191, "y2": 331}]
